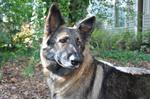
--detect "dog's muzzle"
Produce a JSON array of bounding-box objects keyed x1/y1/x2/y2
[{"x1": 54, "y1": 52, "x2": 82, "y2": 69}]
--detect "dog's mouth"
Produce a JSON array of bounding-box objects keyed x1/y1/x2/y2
[
  {"x1": 46, "y1": 58, "x2": 79, "y2": 76},
  {"x1": 56, "y1": 58, "x2": 80, "y2": 69}
]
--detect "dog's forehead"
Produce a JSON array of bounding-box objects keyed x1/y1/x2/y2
[{"x1": 56, "y1": 26, "x2": 79, "y2": 38}]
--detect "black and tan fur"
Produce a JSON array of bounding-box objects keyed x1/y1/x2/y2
[{"x1": 40, "y1": 4, "x2": 150, "y2": 99}]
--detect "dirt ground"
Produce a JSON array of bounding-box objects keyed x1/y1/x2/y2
[{"x1": 0, "y1": 58, "x2": 50, "y2": 99}]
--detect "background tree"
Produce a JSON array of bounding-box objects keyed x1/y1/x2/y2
[
  {"x1": 0, "y1": 0, "x2": 89, "y2": 50},
  {"x1": 114, "y1": 0, "x2": 119, "y2": 27},
  {"x1": 137, "y1": 0, "x2": 143, "y2": 46},
  {"x1": 137, "y1": 0, "x2": 143, "y2": 32},
  {"x1": 44, "y1": 0, "x2": 89, "y2": 25}
]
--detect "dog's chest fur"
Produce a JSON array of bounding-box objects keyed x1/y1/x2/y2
[{"x1": 47, "y1": 62, "x2": 104, "y2": 99}]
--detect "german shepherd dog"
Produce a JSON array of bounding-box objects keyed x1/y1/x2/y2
[{"x1": 40, "y1": 4, "x2": 150, "y2": 99}]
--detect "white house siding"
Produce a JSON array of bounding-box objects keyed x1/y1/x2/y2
[
  {"x1": 143, "y1": 0, "x2": 150, "y2": 31},
  {"x1": 111, "y1": 0, "x2": 150, "y2": 32},
  {"x1": 106, "y1": 1, "x2": 137, "y2": 33},
  {"x1": 98, "y1": 0, "x2": 150, "y2": 33},
  {"x1": 143, "y1": 15, "x2": 150, "y2": 31}
]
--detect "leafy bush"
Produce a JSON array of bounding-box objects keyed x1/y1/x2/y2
[
  {"x1": 90, "y1": 29, "x2": 141, "y2": 51},
  {"x1": 0, "y1": 0, "x2": 33, "y2": 47},
  {"x1": 13, "y1": 24, "x2": 33, "y2": 46},
  {"x1": 90, "y1": 29, "x2": 150, "y2": 65},
  {"x1": 0, "y1": 32, "x2": 11, "y2": 47},
  {"x1": 141, "y1": 31, "x2": 150, "y2": 53}
]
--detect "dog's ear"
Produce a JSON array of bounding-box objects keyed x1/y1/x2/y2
[
  {"x1": 77, "y1": 16, "x2": 95, "y2": 42},
  {"x1": 44, "y1": 4, "x2": 65, "y2": 36}
]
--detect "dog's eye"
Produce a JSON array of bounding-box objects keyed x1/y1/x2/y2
[
  {"x1": 76, "y1": 38, "x2": 81, "y2": 46},
  {"x1": 59, "y1": 37, "x2": 69, "y2": 43}
]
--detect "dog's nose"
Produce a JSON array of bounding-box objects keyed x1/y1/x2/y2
[
  {"x1": 71, "y1": 59, "x2": 80, "y2": 66},
  {"x1": 69, "y1": 54, "x2": 82, "y2": 66}
]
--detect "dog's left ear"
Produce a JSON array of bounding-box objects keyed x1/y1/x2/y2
[{"x1": 77, "y1": 16, "x2": 95, "y2": 42}]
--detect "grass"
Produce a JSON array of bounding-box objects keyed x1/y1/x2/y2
[
  {"x1": 22, "y1": 57, "x2": 35, "y2": 77},
  {"x1": 0, "y1": 71, "x2": 2, "y2": 80},
  {"x1": 23, "y1": 65, "x2": 34, "y2": 77},
  {"x1": 96, "y1": 50, "x2": 150, "y2": 65}
]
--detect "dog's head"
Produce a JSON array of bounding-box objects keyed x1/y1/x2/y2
[{"x1": 40, "y1": 4, "x2": 95, "y2": 75}]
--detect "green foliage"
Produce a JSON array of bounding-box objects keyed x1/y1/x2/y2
[
  {"x1": 22, "y1": 57, "x2": 36, "y2": 77},
  {"x1": 0, "y1": 71, "x2": 2, "y2": 80},
  {"x1": 91, "y1": 29, "x2": 150, "y2": 65},
  {"x1": 0, "y1": 0, "x2": 47, "y2": 47},
  {"x1": 97, "y1": 50, "x2": 150, "y2": 65},
  {"x1": 0, "y1": 32, "x2": 11, "y2": 46},
  {"x1": 90, "y1": 29, "x2": 140, "y2": 51},
  {"x1": 0, "y1": 0, "x2": 33, "y2": 47},
  {"x1": 0, "y1": 51, "x2": 16, "y2": 68},
  {"x1": 0, "y1": 0, "x2": 89, "y2": 47},
  {"x1": 143, "y1": 31, "x2": 150, "y2": 43},
  {"x1": 12, "y1": 24, "x2": 33, "y2": 46},
  {"x1": 51, "y1": 0, "x2": 89, "y2": 25}
]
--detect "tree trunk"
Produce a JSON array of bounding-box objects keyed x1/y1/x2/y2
[
  {"x1": 137, "y1": 0, "x2": 143, "y2": 48},
  {"x1": 68, "y1": 0, "x2": 89, "y2": 25},
  {"x1": 114, "y1": 0, "x2": 119, "y2": 27},
  {"x1": 137, "y1": 0, "x2": 143, "y2": 32}
]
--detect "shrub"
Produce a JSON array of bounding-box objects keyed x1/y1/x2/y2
[
  {"x1": 13, "y1": 24, "x2": 33, "y2": 47},
  {"x1": 90, "y1": 29, "x2": 141, "y2": 51}
]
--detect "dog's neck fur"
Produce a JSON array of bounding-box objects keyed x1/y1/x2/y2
[{"x1": 45, "y1": 46, "x2": 96, "y2": 97}]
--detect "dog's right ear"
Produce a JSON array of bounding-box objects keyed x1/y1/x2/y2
[
  {"x1": 77, "y1": 16, "x2": 95, "y2": 42},
  {"x1": 44, "y1": 4, "x2": 65, "y2": 36}
]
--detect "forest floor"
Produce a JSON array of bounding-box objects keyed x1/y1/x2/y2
[
  {"x1": 0, "y1": 58, "x2": 50, "y2": 99},
  {"x1": 1, "y1": 57, "x2": 150, "y2": 99}
]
